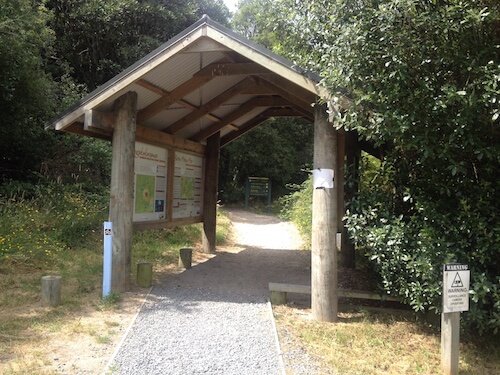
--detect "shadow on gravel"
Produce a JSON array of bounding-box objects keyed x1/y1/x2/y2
[{"x1": 151, "y1": 247, "x2": 311, "y2": 307}]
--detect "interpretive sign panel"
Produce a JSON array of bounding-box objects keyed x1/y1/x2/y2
[
  {"x1": 172, "y1": 151, "x2": 203, "y2": 219},
  {"x1": 133, "y1": 142, "x2": 167, "y2": 222},
  {"x1": 443, "y1": 264, "x2": 470, "y2": 313}
]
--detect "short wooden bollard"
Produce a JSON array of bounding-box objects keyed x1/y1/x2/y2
[
  {"x1": 270, "y1": 291, "x2": 287, "y2": 305},
  {"x1": 41, "y1": 275, "x2": 61, "y2": 307},
  {"x1": 137, "y1": 263, "x2": 153, "y2": 288},
  {"x1": 178, "y1": 248, "x2": 192, "y2": 269}
]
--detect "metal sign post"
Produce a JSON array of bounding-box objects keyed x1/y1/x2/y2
[
  {"x1": 102, "y1": 222, "x2": 113, "y2": 298},
  {"x1": 441, "y1": 263, "x2": 470, "y2": 375}
]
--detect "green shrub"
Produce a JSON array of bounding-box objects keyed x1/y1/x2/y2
[
  {"x1": 0, "y1": 186, "x2": 107, "y2": 262},
  {"x1": 278, "y1": 176, "x2": 313, "y2": 245}
]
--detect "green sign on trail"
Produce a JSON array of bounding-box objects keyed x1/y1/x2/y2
[{"x1": 245, "y1": 177, "x2": 272, "y2": 212}]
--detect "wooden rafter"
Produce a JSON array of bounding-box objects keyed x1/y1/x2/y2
[
  {"x1": 189, "y1": 96, "x2": 293, "y2": 142},
  {"x1": 137, "y1": 75, "x2": 213, "y2": 123},
  {"x1": 257, "y1": 77, "x2": 316, "y2": 114},
  {"x1": 137, "y1": 79, "x2": 238, "y2": 129},
  {"x1": 164, "y1": 77, "x2": 256, "y2": 134},
  {"x1": 220, "y1": 115, "x2": 268, "y2": 147}
]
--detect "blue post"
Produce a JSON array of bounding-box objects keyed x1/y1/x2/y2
[{"x1": 103, "y1": 222, "x2": 113, "y2": 298}]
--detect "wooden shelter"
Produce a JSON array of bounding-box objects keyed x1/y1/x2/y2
[{"x1": 47, "y1": 16, "x2": 353, "y2": 322}]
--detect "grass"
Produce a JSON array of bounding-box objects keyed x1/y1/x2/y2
[
  {"x1": 274, "y1": 305, "x2": 500, "y2": 375},
  {"x1": 0, "y1": 191, "x2": 229, "y2": 373}
]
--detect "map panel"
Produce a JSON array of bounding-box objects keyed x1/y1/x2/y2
[
  {"x1": 173, "y1": 151, "x2": 203, "y2": 219},
  {"x1": 133, "y1": 142, "x2": 168, "y2": 222}
]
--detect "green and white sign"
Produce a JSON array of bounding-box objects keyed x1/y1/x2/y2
[
  {"x1": 172, "y1": 151, "x2": 203, "y2": 219},
  {"x1": 133, "y1": 142, "x2": 167, "y2": 222}
]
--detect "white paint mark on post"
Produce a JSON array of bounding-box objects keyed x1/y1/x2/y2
[
  {"x1": 441, "y1": 263, "x2": 470, "y2": 375},
  {"x1": 103, "y1": 222, "x2": 113, "y2": 298},
  {"x1": 312, "y1": 168, "x2": 334, "y2": 189}
]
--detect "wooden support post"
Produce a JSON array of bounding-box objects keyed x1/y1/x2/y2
[
  {"x1": 109, "y1": 91, "x2": 137, "y2": 292},
  {"x1": 340, "y1": 132, "x2": 358, "y2": 268},
  {"x1": 311, "y1": 104, "x2": 338, "y2": 322},
  {"x1": 441, "y1": 312, "x2": 460, "y2": 375},
  {"x1": 337, "y1": 129, "x2": 347, "y2": 261},
  {"x1": 137, "y1": 263, "x2": 153, "y2": 288},
  {"x1": 179, "y1": 248, "x2": 193, "y2": 269},
  {"x1": 41, "y1": 275, "x2": 61, "y2": 307},
  {"x1": 202, "y1": 132, "x2": 220, "y2": 253}
]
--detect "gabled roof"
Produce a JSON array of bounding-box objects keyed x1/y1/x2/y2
[{"x1": 47, "y1": 15, "x2": 342, "y2": 148}]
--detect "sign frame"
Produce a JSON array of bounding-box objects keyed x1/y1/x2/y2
[{"x1": 443, "y1": 263, "x2": 470, "y2": 313}]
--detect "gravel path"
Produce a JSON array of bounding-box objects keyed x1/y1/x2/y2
[{"x1": 107, "y1": 209, "x2": 309, "y2": 375}]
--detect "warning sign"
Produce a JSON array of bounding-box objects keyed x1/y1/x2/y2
[{"x1": 443, "y1": 264, "x2": 470, "y2": 313}]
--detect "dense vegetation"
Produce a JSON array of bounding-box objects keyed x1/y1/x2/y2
[
  {"x1": 1, "y1": 0, "x2": 498, "y2": 336},
  {"x1": 247, "y1": 0, "x2": 499, "y2": 334}
]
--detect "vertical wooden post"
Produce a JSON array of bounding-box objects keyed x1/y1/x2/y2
[
  {"x1": 202, "y1": 132, "x2": 220, "y2": 253},
  {"x1": 109, "y1": 91, "x2": 137, "y2": 292},
  {"x1": 340, "y1": 132, "x2": 358, "y2": 268},
  {"x1": 336, "y1": 129, "x2": 346, "y2": 257},
  {"x1": 311, "y1": 104, "x2": 338, "y2": 322},
  {"x1": 441, "y1": 312, "x2": 460, "y2": 375}
]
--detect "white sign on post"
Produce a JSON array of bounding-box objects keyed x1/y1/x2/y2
[
  {"x1": 443, "y1": 264, "x2": 470, "y2": 313},
  {"x1": 102, "y1": 222, "x2": 112, "y2": 298}
]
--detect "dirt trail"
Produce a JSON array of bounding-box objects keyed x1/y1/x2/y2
[{"x1": 225, "y1": 208, "x2": 305, "y2": 250}]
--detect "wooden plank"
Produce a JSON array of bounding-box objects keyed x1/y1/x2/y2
[
  {"x1": 109, "y1": 91, "x2": 137, "y2": 293},
  {"x1": 202, "y1": 132, "x2": 220, "y2": 253},
  {"x1": 268, "y1": 283, "x2": 398, "y2": 301},
  {"x1": 133, "y1": 216, "x2": 202, "y2": 231},
  {"x1": 164, "y1": 77, "x2": 256, "y2": 134},
  {"x1": 312, "y1": 104, "x2": 338, "y2": 322},
  {"x1": 135, "y1": 125, "x2": 205, "y2": 155}
]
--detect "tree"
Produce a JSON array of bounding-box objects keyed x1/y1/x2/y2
[
  {"x1": 47, "y1": 0, "x2": 230, "y2": 91},
  {"x1": 219, "y1": 118, "x2": 313, "y2": 203},
  {"x1": 264, "y1": 0, "x2": 500, "y2": 334},
  {"x1": 0, "y1": 0, "x2": 58, "y2": 182}
]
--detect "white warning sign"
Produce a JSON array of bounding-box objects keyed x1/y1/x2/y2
[{"x1": 443, "y1": 264, "x2": 470, "y2": 313}]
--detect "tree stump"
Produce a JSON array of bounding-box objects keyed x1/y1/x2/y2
[
  {"x1": 41, "y1": 276, "x2": 61, "y2": 307},
  {"x1": 178, "y1": 248, "x2": 192, "y2": 269},
  {"x1": 137, "y1": 263, "x2": 153, "y2": 288}
]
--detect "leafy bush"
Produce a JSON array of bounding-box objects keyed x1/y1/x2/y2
[
  {"x1": 278, "y1": 176, "x2": 313, "y2": 245},
  {"x1": 345, "y1": 162, "x2": 500, "y2": 335}
]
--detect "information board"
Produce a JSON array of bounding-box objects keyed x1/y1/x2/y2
[
  {"x1": 443, "y1": 264, "x2": 470, "y2": 313},
  {"x1": 133, "y1": 142, "x2": 168, "y2": 222},
  {"x1": 172, "y1": 151, "x2": 203, "y2": 219}
]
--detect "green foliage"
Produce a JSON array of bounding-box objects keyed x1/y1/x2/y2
[
  {"x1": 278, "y1": 176, "x2": 313, "y2": 245},
  {"x1": 47, "y1": 0, "x2": 230, "y2": 91},
  {"x1": 260, "y1": 0, "x2": 500, "y2": 334},
  {"x1": 0, "y1": 185, "x2": 108, "y2": 262},
  {"x1": 0, "y1": 0, "x2": 57, "y2": 181},
  {"x1": 219, "y1": 118, "x2": 313, "y2": 202}
]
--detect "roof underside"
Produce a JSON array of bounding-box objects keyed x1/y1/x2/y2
[{"x1": 49, "y1": 16, "x2": 335, "y2": 149}]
